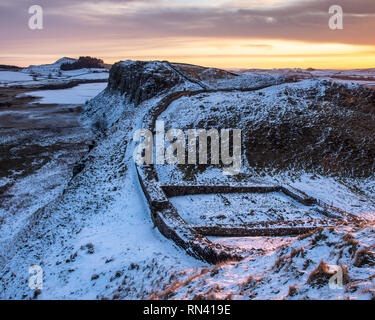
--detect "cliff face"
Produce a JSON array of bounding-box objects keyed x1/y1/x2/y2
[{"x1": 108, "y1": 60, "x2": 184, "y2": 106}]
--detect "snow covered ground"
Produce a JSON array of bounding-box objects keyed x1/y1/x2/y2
[
  {"x1": 0, "y1": 71, "x2": 33, "y2": 83},
  {"x1": 170, "y1": 192, "x2": 326, "y2": 226},
  {"x1": 208, "y1": 235, "x2": 297, "y2": 251},
  {"x1": 0, "y1": 127, "x2": 92, "y2": 244},
  {"x1": 0, "y1": 58, "x2": 109, "y2": 89},
  {"x1": 155, "y1": 223, "x2": 375, "y2": 300},
  {"x1": 21, "y1": 83, "x2": 107, "y2": 104},
  {"x1": 235, "y1": 68, "x2": 375, "y2": 89}
]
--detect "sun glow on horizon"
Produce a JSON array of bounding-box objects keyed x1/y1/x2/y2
[{"x1": 2, "y1": 39, "x2": 374, "y2": 70}]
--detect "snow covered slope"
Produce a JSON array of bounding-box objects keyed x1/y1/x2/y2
[
  {"x1": 1, "y1": 60, "x2": 374, "y2": 300},
  {"x1": 235, "y1": 68, "x2": 375, "y2": 89},
  {"x1": 0, "y1": 60, "x2": 205, "y2": 299},
  {"x1": 27, "y1": 57, "x2": 77, "y2": 74},
  {"x1": 0, "y1": 58, "x2": 109, "y2": 89}
]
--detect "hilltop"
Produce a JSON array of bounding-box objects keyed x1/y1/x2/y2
[{"x1": 0, "y1": 57, "x2": 110, "y2": 90}]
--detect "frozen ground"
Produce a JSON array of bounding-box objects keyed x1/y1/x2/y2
[
  {"x1": 0, "y1": 58, "x2": 109, "y2": 89},
  {"x1": 0, "y1": 71, "x2": 33, "y2": 83},
  {"x1": 0, "y1": 132, "x2": 90, "y2": 243},
  {"x1": 208, "y1": 236, "x2": 297, "y2": 251},
  {"x1": 236, "y1": 68, "x2": 375, "y2": 89},
  {"x1": 21, "y1": 83, "x2": 107, "y2": 105},
  {"x1": 0, "y1": 100, "x2": 93, "y2": 247},
  {"x1": 154, "y1": 223, "x2": 375, "y2": 300},
  {"x1": 170, "y1": 192, "x2": 326, "y2": 226}
]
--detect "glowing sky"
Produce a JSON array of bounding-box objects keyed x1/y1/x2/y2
[{"x1": 1, "y1": 0, "x2": 374, "y2": 69}]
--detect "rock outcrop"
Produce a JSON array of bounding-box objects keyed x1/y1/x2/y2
[{"x1": 108, "y1": 60, "x2": 184, "y2": 105}]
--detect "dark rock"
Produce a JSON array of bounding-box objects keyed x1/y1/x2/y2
[
  {"x1": 108, "y1": 61, "x2": 184, "y2": 106},
  {"x1": 91, "y1": 274, "x2": 99, "y2": 280},
  {"x1": 72, "y1": 161, "x2": 85, "y2": 177},
  {"x1": 33, "y1": 289, "x2": 42, "y2": 299}
]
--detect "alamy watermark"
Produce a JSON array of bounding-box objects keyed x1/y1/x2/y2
[
  {"x1": 28, "y1": 5, "x2": 43, "y2": 30},
  {"x1": 133, "y1": 121, "x2": 242, "y2": 176},
  {"x1": 28, "y1": 265, "x2": 43, "y2": 290},
  {"x1": 329, "y1": 5, "x2": 343, "y2": 30},
  {"x1": 328, "y1": 265, "x2": 344, "y2": 290}
]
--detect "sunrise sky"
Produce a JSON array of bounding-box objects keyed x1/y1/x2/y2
[{"x1": 1, "y1": 0, "x2": 374, "y2": 69}]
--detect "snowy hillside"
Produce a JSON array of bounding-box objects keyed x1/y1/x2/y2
[
  {"x1": 235, "y1": 68, "x2": 375, "y2": 89},
  {"x1": 0, "y1": 60, "x2": 374, "y2": 300},
  {"x1": 0, "y1": 58, "x2": 109, "y2": 89},
  {"x1": 27, "y1": 57, "x2": 77, "y2": 74}
]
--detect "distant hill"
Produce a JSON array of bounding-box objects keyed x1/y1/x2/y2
[
  {"x1": 26, "y1": 57, "x2": 110, "y2": 74},
  {"x1": 0, "y1": 65, "x2": 22, "y2": 71},
  {"x1": 60, "y1": 56, "x2": 105, "y2": 71},
  {"x1": 27, "y1": 57, "x2": 78, "y2": 74}
]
